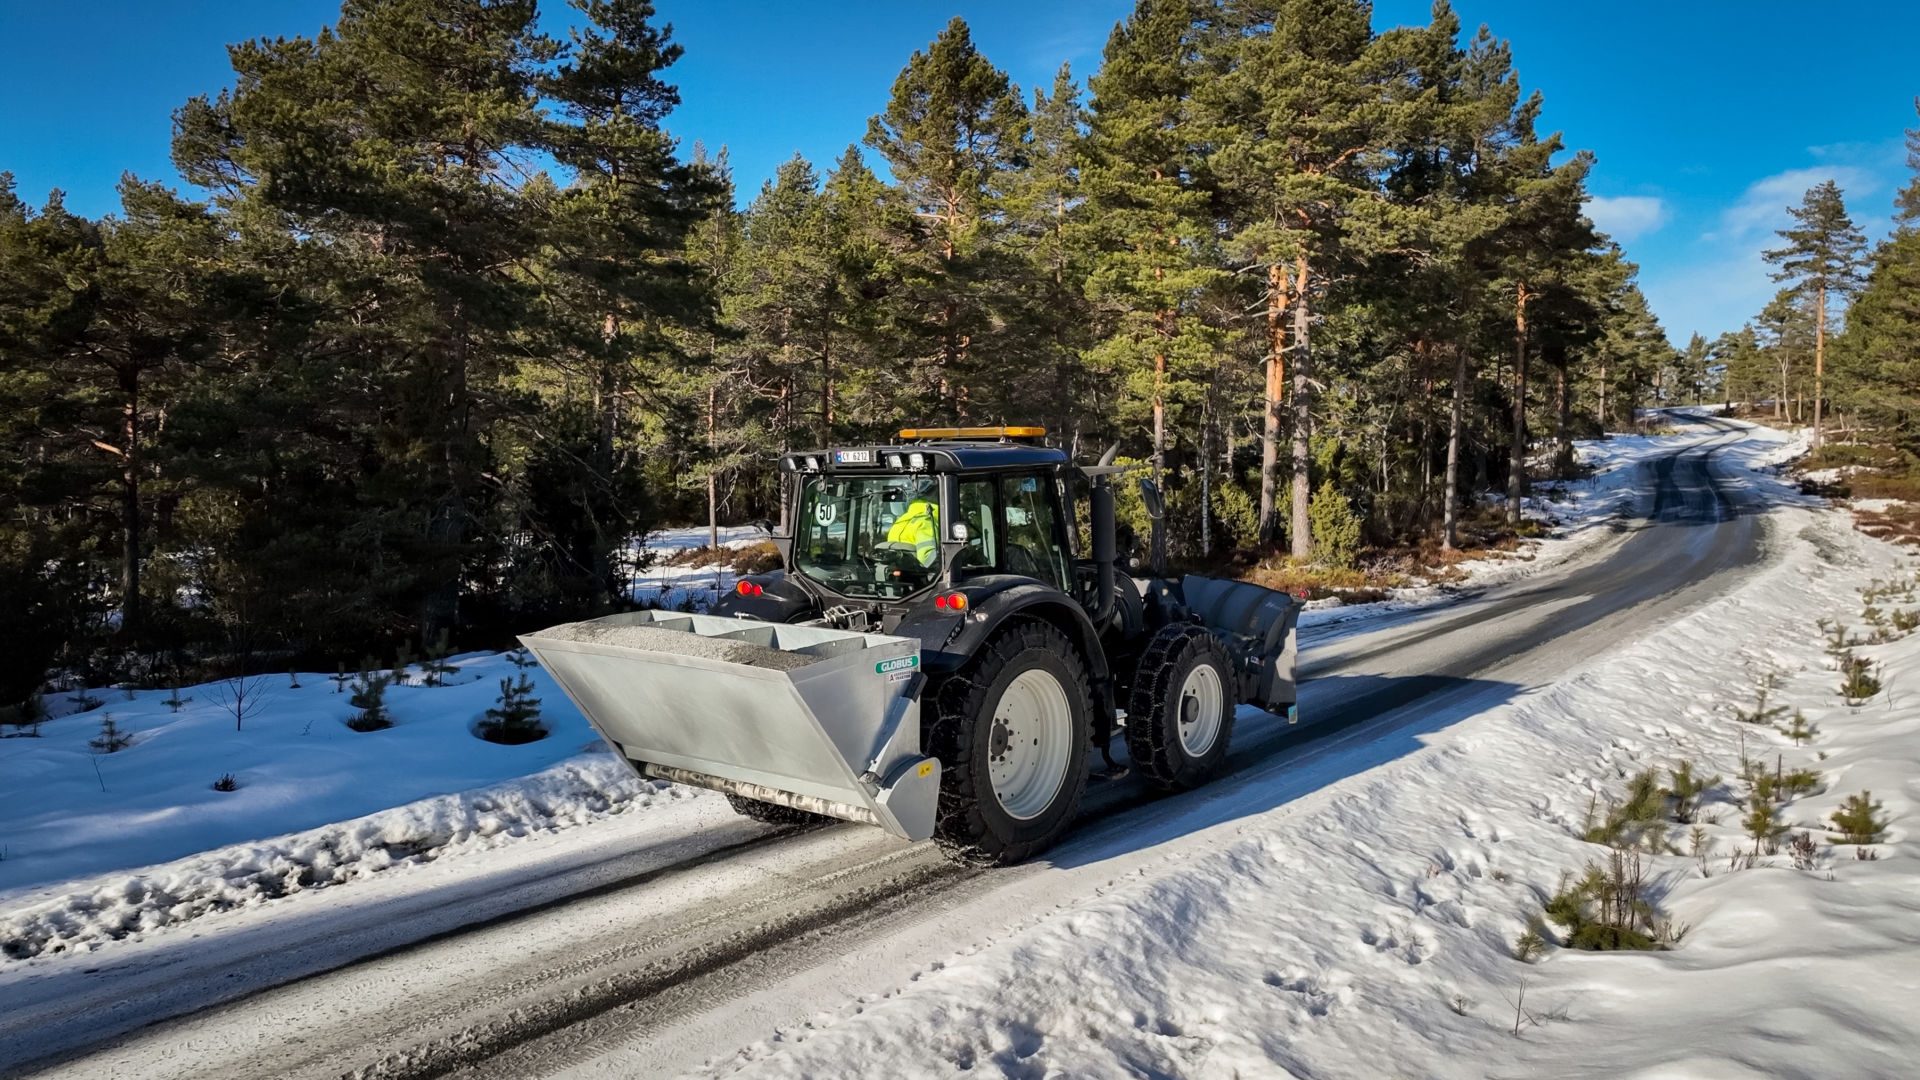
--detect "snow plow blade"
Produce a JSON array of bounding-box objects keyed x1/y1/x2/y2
[
  {"x1": 1177, "y1": 574, "x2": 1303, "y2": 715},
  {"x1": 520, "y1": 611, "x2": 938, "y2": 841}
]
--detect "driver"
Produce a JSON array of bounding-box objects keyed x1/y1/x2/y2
[{"x1": 885, "y1": 498, "x2": 940, "y2": 566}]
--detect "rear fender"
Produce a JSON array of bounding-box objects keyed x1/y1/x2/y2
[
  {"x1": 897, "y1": 575, "x2": 1114, "y2": 736},
  {"x1": 708, "y1": 571, "x2": 816, "y2": 623}
]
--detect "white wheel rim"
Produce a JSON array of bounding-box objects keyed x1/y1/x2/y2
[
  {"x1": 987, "y1": 668, "x2": 1073, "y2": 820},
  {"x1": 1176, "y1": 662, "x2": 1225, "y2": 756}
]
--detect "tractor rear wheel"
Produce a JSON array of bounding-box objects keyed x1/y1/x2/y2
[
  {"x1": 1127, "y1": 624, "x2": 1236, "y2": 791},
  {"x1": 928, "y1": 620, "x2": 1092, "y2": 865}
]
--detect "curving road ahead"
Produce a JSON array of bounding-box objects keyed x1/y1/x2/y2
[{"x1": 0, "y1": 415, "x2": 1782, "y2": 1080}]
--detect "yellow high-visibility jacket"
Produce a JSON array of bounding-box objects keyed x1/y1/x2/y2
[{"x1": 886, "y1": 500, "x2": 940, "y2": 566}]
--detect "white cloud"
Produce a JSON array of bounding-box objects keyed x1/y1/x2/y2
[
  {"x1": 1707, "y1": 164, "x2": 1878, "y2": 244},
  {"x1": 1585, "y1": 194, "x2": 1669, "y2": 241},
  {"x1": 1642, "y1": 151, "x2": 1901, "y2": 345}
]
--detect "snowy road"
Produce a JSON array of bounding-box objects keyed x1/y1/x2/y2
[{"x1": 1, "y1": 418, "x2": 1791, "y2": 1080}]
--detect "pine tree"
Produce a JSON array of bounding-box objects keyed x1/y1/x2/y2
[
  {"x1": 1083, "y1": 0, "x2": 1226, "y2": 569},
  {"x1": 89, "y1": 713, "x2": 133, "y2": 753},
  {"x1": 420, "y1": 629, "x2": 459, "y2": 688},
  {"x1": 864, "y1": 17, "x2": 1029, "y2": 419},
  {"x1": 1764, "y1": 180, "x2": 1868, "y2": 448},
  {"x1": 1207, "y1": 0, "x2": 1384, "y2": 555},
  {"x1": 481, "y1": 672, "x2": 546, "y2": 744},
  {"x1": 346, "y1": 668, "x2": 393, "y2": 732},
  {"x1": 1839, "y1": 103, "x2": 1920, "y2": 450}
]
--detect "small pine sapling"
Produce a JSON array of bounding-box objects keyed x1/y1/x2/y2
[
  {"x1": 1892, "y1": 609, "x2": 1920, "y2": 635},
  {"x1": 1585, "y1": 770, "x2": 1667, "y2": 847},
  {"x1": 1776, "y1": 766, "x2": 1821, "y2": 800},
  {"x1": 90, "y1": 713, "x2": 133, "y2": 753},
  {"x1": 1829, "y1": 792, "x2": 1888, "y2": 845},
  {"x1": 1778, "y1": 710, "x2": 1817, "y2": 746},
  {"x1": 1666, "y1": 761, "x2": 1721, "y2": 824},
  {"x1": 507, "y1": 647, "x2": 536, "y2": 671},
  {"x1": 331, "y1": 662, "x2": 352, "y2": 694},
  {"x1": 1733, "y1": 671, "x2": 1789, "y2": 725},
  {"x1": 1838, "y1": 653, "x2": 1882, "y2": 705},
  {"x1": 346, "y1": 669, "x2": 394, "y2": 732},
  {"x1": 212, "y1": 773, "x2": 240, "y2": 792},
  {"x1": 1512, "y1": 917, "x2": 1547, "y2": 963},
  {"x1": 421, "y1": 629, "x2": 459, "y2": 687},
  {"x1": 1743, "y1": 793, "x2": 1785, "y2": 855},
  {"x1": 288, "y1": 669, "x2": 302, "y2": 690},
  {"x1": 391, "y1": 642, "x2": 414, "y2": 687},
  {"x1": 165, "y1": 684, "x2": 190, "y2": 713},
  {"x1": 480, "y1": 673, "x2": 546, "y2": 745},
  {"x1": 1817, "y1": 618, "x2": 1849, "y2": 656}
]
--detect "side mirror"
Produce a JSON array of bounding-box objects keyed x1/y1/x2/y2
[{"x1": 1137, "y1": 477, "x2": 1165, "y2": 521}]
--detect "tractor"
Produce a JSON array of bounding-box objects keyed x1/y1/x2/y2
[{"x1": 521, "y1": 426, "x2": 1302, "y2": 865}]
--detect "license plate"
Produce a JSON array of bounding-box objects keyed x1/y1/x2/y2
[{"x1": 833, "y1": 449, "x2": 873, "y2": 464}]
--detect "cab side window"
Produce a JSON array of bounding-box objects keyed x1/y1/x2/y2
[
  {"x1": 953, "y1": 479, "x2": 998, "y2": 577},
  {"x1": 1000, "y1": 473, "x2": 1067, "y2": 589}
]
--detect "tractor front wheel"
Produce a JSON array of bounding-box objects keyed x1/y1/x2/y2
[
  {"x1": 1126, "y1": 624, "x2": 1236, "y2": 791},
  {"x1": 929, "y1": 621, "x2": 1092, "y2": 865}
]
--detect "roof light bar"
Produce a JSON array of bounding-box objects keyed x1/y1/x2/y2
[{"x1": 897, "y1": 426, "x2": 1047, "y2": 440}]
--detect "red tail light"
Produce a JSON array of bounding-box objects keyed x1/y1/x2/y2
[
  {"x1": 934, "y1": 592, "x2": 969, "y2": 612},
  {"x1": 735, "y1": 580, "x2": 764, "y2": 597}
]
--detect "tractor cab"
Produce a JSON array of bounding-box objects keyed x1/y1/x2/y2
[{"x1": 773, "y1": 427, "x2": 1079, "y2": 611}]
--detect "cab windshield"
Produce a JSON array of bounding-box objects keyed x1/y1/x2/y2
[{"x1": 794, "y1": 475, "x2": 941, "y2": 600}]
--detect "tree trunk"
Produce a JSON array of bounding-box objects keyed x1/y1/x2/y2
[
  {"x1": 1200, "y1": 392, "x2": 1212, "y2": 559},
  {"x1": 117, "y1": 365, "x2": 142, "y2": 641},
  {"x1": 1151, "y1": 324, "x2": 1168, "y2": 572},
  {"x1": 1289, "y1": 251, "x2": 1313, "y2": 561},
  {"x1": 1258, "y1": 262, "x2": 1288, "y2": 545},
  {"x1": 592, "y1": 313, "x2": 620, "y2": 604},
  {"x1": 1507, "y1": 283, "x2": 1530, "y2": 528},
  {"x1": 706, "y1": 379, "x2": 720, "y2": 551},
  {"x1": 1553, "y1": 359, "x2": 1573, "y2": 479},
  {"x1": 1597, "y1": 358, "x2": 1608, "y2": 430},
  {"x1": 1812, "y1": 283, "x2": 1826, "y2": 449},
  {"x1": 1443, "y1": 343, "x2": 1466, "y2": 551}
]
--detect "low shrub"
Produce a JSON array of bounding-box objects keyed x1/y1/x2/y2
[
  {"x1": 1830, "y1": 792, "x2": 1889, "y2": 845},
  {"x1": 212, "y1": 773, "x2": 239, "y2": 792},
  {"x1": 1540, "y1": 848, "x2": 1685, "y2": 951}
]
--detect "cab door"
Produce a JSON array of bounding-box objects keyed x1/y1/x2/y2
[{"x1": 998, "y1": 472, "x2": 1071, "y2": 590}]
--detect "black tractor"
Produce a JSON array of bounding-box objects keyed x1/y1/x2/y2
[{"x1": 692, "y1": 426, "x2": 1303, "y2": 863}]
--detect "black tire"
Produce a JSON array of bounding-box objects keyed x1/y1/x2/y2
[
  {"x1": 723, "y1": 792, "x2": 833, "y2": 827},
  {"x1": 1126, "y1": 624, "x2": 1236, "y2": 791},
  {"x1": 928, "y1": 620, "x2": 1093, "y2": 866}
]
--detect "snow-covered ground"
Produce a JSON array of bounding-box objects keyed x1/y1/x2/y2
[
  {"x1": 689, "y1": 453, "x2": 1920, "y2": 1080},
  {"x1": 628, "y1": 524, "x2": 772, "y2": 608}
]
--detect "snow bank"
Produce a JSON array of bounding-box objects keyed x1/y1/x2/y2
[
  {"x1": 701, "y1": 491, "x2": 1920, "y2": 1076},
  {"x1": 0, "y1": 757, "x2": 696, "y2": 961},
  {"x1": 0, "y1": 652, "x2": 721, "y2": 959}
]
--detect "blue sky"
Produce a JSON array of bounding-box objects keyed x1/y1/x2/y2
[{"x1": 3, "y1": 1, "x2": 1916, "y2": 345}]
